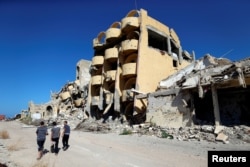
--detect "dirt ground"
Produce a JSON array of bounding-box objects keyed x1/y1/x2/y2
[{"x1": 0, "y1": 121, "x2": 250, "y2": 167}]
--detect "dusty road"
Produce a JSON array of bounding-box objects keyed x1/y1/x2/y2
[{"x1": 1, "y1": 121, "x2": 250, "y2": 167}]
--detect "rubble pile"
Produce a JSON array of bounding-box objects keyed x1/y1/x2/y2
[
  {"x1": 75, "y1": 119, "x2": 112, "y2": 133},
  {"x1": 74, "y1": 120, "x2": 250, "y2": 145},
  {"x1": 55, "y1": 81, "x2": 87, "y2": 116},
  {"x1": 223, "y1": 125, "x2": 250, "y2": 144}
]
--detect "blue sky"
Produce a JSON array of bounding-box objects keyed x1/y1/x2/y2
[{"x1": 0, "y1": 0, "x2": 249, "y2": 117}]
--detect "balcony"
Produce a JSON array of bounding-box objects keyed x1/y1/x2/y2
[
  {"x1": 121, "y1": 39, "x2": 138, "y2": 55},
  {"x1": 105, "y1": 48, "x2": 118, "y2": 62},
  {"x1": 122, "y1": 63, "x2": 136, "y2": 76},
  {"x1": 92, "y1": 56, "x2": 104, "y2": 66},
  {"x1": 104, "y1": 70, "x2": 117, "y2": 82},
  {"x1": 93, "y1": 31, "x2": 106, "y2": 50},
  {"x1": 121, "y1": 10, "x2": 139, "y2": 33},
  {"x1": 91, "y1": 75, "x2": 102, "y2": 85},
  {"x1": 106, "y1": 22, "x2": 121, "y2": 43}
]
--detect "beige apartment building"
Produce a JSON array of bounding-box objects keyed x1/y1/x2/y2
[{"x1": 87, "y1": 9, "x2": 194, "y2": 123}]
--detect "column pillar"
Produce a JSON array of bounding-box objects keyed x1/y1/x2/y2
[{"x1": 211, "y1": 84, "x2": 221, "y2": 125}]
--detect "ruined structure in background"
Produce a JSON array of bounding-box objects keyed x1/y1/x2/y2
[
  {"x1": 87, "y1": 9, "x2": 194, "y2": 123},
  {"x1": 26, "y1": 59, "x2": 91, "y2": 120}
]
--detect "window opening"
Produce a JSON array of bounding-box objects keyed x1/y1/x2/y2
[
  {"x1": 170, "y1": 40, "x2": 179, "y2": 57},
  {"x1": 173, "y1": 60, "x2": 178, "y2": 67},
  {"x1": 148, "y1": 29, "x2": 168, "y2": 52}
]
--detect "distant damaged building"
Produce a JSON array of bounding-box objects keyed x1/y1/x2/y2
[
  {"x1": 143, "y1": 55, "x2": 250, "y2": 128},
  {"x1": 87, "y1": 9, "x2": 194, "y2": 123},
  {"x1": 27, "y1": 59, "x2": 91, "y2": 120}
]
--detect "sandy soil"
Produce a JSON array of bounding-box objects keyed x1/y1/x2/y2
[{"x1": 0, "y1": 121, "x2": 250, "y2": 167}]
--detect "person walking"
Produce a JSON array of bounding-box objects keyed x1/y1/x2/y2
[
  {"x1": 62, "y1": 120, "x2": 70, "y2": 150},
  {"x1": 36, "y1": 121, "x2": 48, "y2": 160},
  {"x1": 51, "y1": 121, "x2": 60, "y2": 154}
]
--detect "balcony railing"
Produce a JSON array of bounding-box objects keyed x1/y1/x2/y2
[
  {"x1": 121, "y1": 39, "x2": 138, "y2": 55},
  {"x1": 122, "y1": 63, "x2": 136, "y2": 76},
  {"x1": 121, "y1": 10, "x2": 140, "y2": 33},
  {"x1": 91, "y1": 75, "x2": 102, "y2": 85},
  {"x1": 105, "y1": 48, "x2": 118, "y2": 61},
  {"x1": 92, "y1": 56, "x2": 104, "y2": 66},
  {"x1": 106, "y1": 22, "x2": 121, "y2": 43}
]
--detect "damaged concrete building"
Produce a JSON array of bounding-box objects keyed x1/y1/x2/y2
[
  {"x1": 27, "y1": 59, "x2": 91, "y2": 120},
  {"x1": 143, "y1": 55, "x2": 250, "y2": 128},
  {"x1": 87, "y1": 9, "x2": 194, "y2": 123}
]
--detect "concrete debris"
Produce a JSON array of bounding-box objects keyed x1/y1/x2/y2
[
  {"x1": 216, "y1": 132, "x2": 228, "y2": 143},
  {"x1": 73, "y1": 120, "x2": 249, "y2": 144},
  {"x1": 201, "y1": 125, "x2": 214, "y2": 133},
  {"x1": 75, "y1": 119, "x2": 111, "y2": 133},
  {"x1": 214, "y1": 125, "x2": 224, "y2": 134}
]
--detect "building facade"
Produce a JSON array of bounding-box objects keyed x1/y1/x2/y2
[{"x1": 87, "y1": 9, "x2": 194, "y2": 123}]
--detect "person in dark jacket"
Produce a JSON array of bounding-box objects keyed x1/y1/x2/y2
[
  {"x1": 62, "y1": 120, "x2": 70, "y2": 150},
  {"x1": 36, "y1": 121, "x2": 48, "y2": 160},
  {"x1": 51, "y1": 121, "x2": 60, "y2": 154}
]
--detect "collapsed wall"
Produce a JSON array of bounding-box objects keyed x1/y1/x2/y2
[{"x1": 145, "y1": 55, "x2": 250, "y2": 128}]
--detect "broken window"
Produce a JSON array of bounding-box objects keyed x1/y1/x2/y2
[
  {"x1": 193, "y1": 90, "x2": 215, "y2": 125},
  {"x1": 218, "y1": 87, "x2": 250, "y2": 126},
  {"x1": 173, "y1": 60, "x2": 178, "y2": 67},
  {"x1": 147, "y1": 27, "x2": 182, "y2": 65},
  {"x1": 170, "y1": 40, "x2": 180, "y2": 59},
  {"x1": 147, "y1": 29, "x2": 168, "y2": 52}
]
